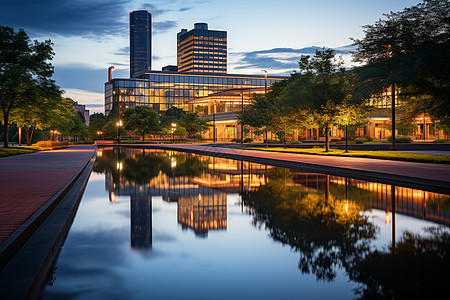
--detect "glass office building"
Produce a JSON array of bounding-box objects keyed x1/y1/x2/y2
[
  {"x1": 130, "y1": 10, "x2": 152, "y2": 78},
  {"x1": 104, "y1": 71, "x2": 285, "y2": 115},
  {"x1": 177, "y1": 23, "x2": 227, "y2": 73}
]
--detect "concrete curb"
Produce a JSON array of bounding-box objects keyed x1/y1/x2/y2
[
  {"x1": 117, "y1": 144, "x2": 450, "y2": 194},
  {"x1": 0, "y1": 153, "x2": 95, "y2": 299}
]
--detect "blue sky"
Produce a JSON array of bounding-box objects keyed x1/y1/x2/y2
[{"x1": 0, "y1": 0, "x2": 421, "y2": 113}]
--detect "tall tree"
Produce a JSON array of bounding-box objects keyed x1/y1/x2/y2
[
  {"x1": 123, "y1": 105, "x2": 160, "y2": 141},
  {"x1": 88, "y1": 112, "x2": 107, "y2": 140},
  {"x1": 10, "y1": 78, "x2": 63, "y2": 145},
  {"x1": 179, "y1": 108, "x2": 211, "y2": 142},
  {"x1": 281, "y1": 49, "x2": 348, "y2": 151},
  {"x1": 352, "y1": 0, "x2": 450, "y2": 122},
  {"x1": 0, "y1": 26, "x2": 55, "y2": 147}
]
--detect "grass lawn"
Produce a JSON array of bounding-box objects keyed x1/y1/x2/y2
[
  {"x1": 0, "y1": 146, "x2": 41, "y2": 158},
  {"x1": 241, "y1": 147, "x2": 450, "y2": 164}
]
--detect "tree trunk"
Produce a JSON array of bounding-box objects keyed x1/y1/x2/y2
[
  {"x1": 265, "y1": 128, "x2": 268, "y2": 148},
  {"x1": 325, "y1": 123, "x2": 330, "y2": 152},
  {"x1": 29, "y1": 125, "x2": 36, "y2": 146},
  {"x1": 142, "y1": 133, "x2": 145, "y2": 141},
  {"x1": 18, "y1": 127, "x2": 22, "y2": 146},
  {"x1": 24, "y1": 126, "x2": 31, "y2": 146}
]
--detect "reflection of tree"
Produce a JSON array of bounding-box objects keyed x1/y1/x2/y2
[
  {"x1": 122, "y1": 153, "x2": 169, "y2": 185},
  {"x1": 242, "y1": 168, "x2": 377, "y2": 281},
  {"x1": 350, "y1": 227, "x2": 450, "y2": 299},
  {"x1": 94, "y1": 149, "x2": 211, "y2": 185},
  {"x1": 163, "y1": 154, "x2": 210, "y2": 178}
]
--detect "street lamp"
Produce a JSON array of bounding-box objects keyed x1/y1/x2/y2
[
  {"x1": 50, "y1": 130, "x2": 54, "y2": 141},
  {"x1": 384, "y1": 44, "x2": 396, "y2": 150},
  {"x1": 97, "y1": 131, "x2": 103, "y2": 142},
  {"x1": 171, "y1": 123, "x2": 177, "y2": 143},
  {"x1": 261, "y1": 70, "x2": 267, "y2": 93},
  {"x1": 343, "y1": 117, "x2": 349, "y2": 153},
  {"x1": 116, "y1": 120, "x2": 123, "y2": 144}
]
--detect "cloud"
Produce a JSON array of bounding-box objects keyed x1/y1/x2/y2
[
  {"x1": 0, "y1": 0, "x2": 130, "y2": 39},
  {"x1": 229, "y1": 45, "x2": 357, "y2": 75},
  {"x1": 153, "y1": 21, "x2": 178, "y2": 32},
  {"x1": 139, "y1": 3, "x2": 170, "y2": 16},
  {"x1": 114, "y1": 46, "x2": 129, "y2": 56}
]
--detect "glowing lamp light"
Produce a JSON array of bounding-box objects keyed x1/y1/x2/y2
[{"x1": 116, "y1": 162, "x2": 123, "y2": 170}]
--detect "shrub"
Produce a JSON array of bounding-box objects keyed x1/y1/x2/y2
[
  {"x1": 432, "y1": 139, "x2": 449, "y2": 143},
  {"x1": 364, "y1": 135, "x2": 373, "y2": 141},
  {"x1": 33, "y1": 141, "x2": 69, "y2": 148},
  {"x1": 243, "y1": 138, "x2": 253, "y2": 143},
  {"x1": 354, "y1": 137, "x2": 367, "y2": 144},
  {"x1": 387, "y1": 135, "x2": 412, "y2": 143},
  {"x1": 289, "y1": 140, "x2": 303, "y2": 144},
  {"x1": 231, "y1": 138, "x2": 241, "y2": 143}
]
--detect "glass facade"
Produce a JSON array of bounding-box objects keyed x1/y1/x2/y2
[
  {"x1": 177, "y1": 23, "x2": 227, "y2": 73},
  {"x1": 130, "y1": 10, "x2": 151, "y2": 78},
  {"x1": 104, "y1": 71, "x2": 285, "y2": 115}
]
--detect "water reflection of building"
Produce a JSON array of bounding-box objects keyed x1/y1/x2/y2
[
  {"x1": 131, "y1": 195, "x2": 152, "y2": 250},
  {"x1": 178, "y1": 193, "x2": 227, "y2": 237},
  {"x1": 291, "y1": 172, "x2": 450, "y2": 226},
  {"x1": 98, "y1": 148, "x2": 449, "y2": 250}
]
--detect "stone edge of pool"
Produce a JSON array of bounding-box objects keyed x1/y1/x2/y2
[{"x1": 0, "y1": 156, "x2": 95, "y2": 300}]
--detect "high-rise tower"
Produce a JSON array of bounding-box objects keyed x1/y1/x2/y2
[
  {"x1": 130, "y1": 10, "x2": 151, "y2": 78},
  {"x1": 177, "y1": 23, "x2": 227, "y2": 73}
]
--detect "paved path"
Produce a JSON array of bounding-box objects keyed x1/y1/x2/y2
[
  {"x1": 0, "y1": 146, "x2": 96, "y2": 243},
  {"x1": 132, "y1": 144, "x2": 450, "y2": 193}
]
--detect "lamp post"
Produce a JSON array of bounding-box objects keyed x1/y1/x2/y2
[
  {"x1": 261, "y1": 69, "x2": 267, "y2": 93},
  {"x1": 261, "y1": 70, "x2": 269, "y2": 147},
  {"x1": 385, "y1": 44, "x2": 396, "y2": 150},
  {"x1": 171, "y1": 123, "x2": 176, "y2": 143},
  {"x1": 343, "y1": 117, "x2": 349, "y2": 153},
  {"x1": 241, "y1": 92, "x2": 244, "y2": 146},
  {"x1": 116, "y1": 120, "x2": 122, "y2": 144},
  {"x1": 50, "y1": 130, "x2": 54, "y2": 141},
  {"x1": 212, "y1": 101, "x2": 216, "y2": 143},
  {"x1": 97, "y1": 131, "x2": 102, "y2": 142}
]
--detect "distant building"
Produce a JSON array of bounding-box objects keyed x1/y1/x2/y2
[
  {"x1": 73, "y1": 101, "x2": 89, "y2": 126},
  {"x1": 177, "y1": 23, "x2": 227, "y2": 73},
  {"x1": 130, "y1": 10, "x2": 152, "y2": 78},
  {"x1": 162, "y1": 65, "x2": 178, "y2": 72}
]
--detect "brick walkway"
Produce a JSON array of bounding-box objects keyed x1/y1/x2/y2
[{"x1": 0, "y1": 146, "x2": 96, "y2": 243}]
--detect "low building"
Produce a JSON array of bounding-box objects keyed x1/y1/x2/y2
[{"x1": 104, "y1": 70, "x2": 285, "y2": 116}]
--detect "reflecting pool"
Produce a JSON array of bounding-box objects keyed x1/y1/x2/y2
[{"x1": 42, "y1": 147, "x2": 450, "y2": 299}]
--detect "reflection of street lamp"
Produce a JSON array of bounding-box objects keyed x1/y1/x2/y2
[
  {"x1": 171, "y1": 123, "x2": 176, "y2": 143},
  {"x1": 116, "y1": 120, "x2": 123, "y2": 144}
]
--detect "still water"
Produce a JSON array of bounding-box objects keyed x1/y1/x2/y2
[{"x1": 42, "y1": 147, "x2": 450, "y2": 299}]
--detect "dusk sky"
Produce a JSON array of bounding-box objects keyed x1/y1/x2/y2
[{"x1": 1, "y1": 0, "x2": 421, "y2": 114}]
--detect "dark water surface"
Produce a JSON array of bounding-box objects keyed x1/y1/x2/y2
[{"x1": 42, "y1": 147, "x2": 450, "y2": 299}]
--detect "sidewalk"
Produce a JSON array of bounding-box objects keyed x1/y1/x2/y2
[
  {"x1": 0, "y1": 146, "x2": 96, "y2": 245},
  {"x1": 126, "y1": 144, "x2": 450, "y2": 193}
]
